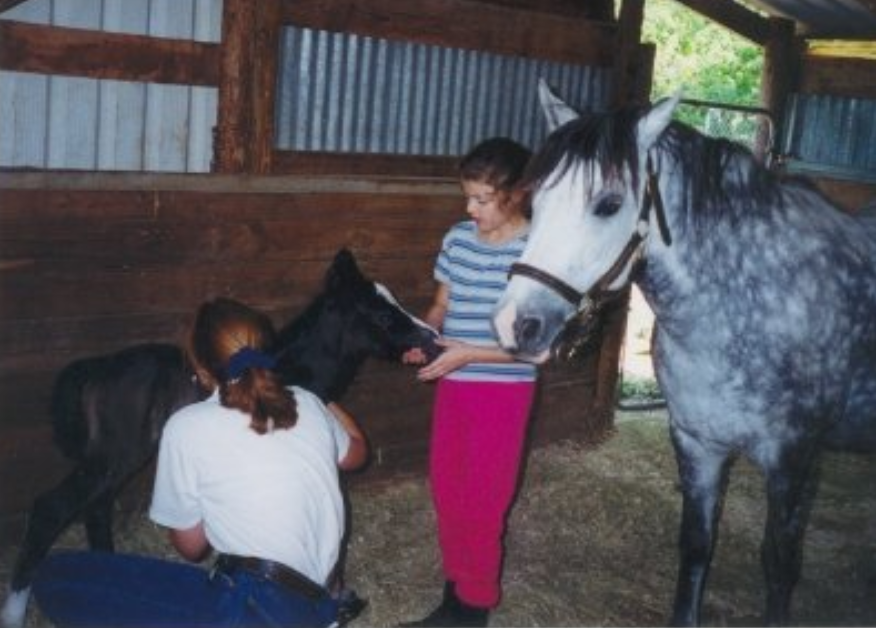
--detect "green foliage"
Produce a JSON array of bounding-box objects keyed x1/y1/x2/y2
[
  {"x1": 619, "y1": 375, "x2": 663, "y2": 401},
  {"x1": 643, "y1": 0, "x2": 764, "y2": 112}
]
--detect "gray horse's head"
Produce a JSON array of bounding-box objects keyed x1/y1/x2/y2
[{"x1": 493, "y1": 80, "x2": 679, "y2": 362}]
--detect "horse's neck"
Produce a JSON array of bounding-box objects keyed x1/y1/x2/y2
[{"x1": 274, "y1": 308, "x2": 371, "y2": 402}]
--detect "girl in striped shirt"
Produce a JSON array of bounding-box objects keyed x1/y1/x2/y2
[{"x1": 402, "y1": 137, "x2": 537, "y2": 627}]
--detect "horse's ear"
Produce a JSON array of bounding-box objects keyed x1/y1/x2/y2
[
  {"x1": 637, "y1": 92, "x2": 682, "y2": 151},
  {"x1": 538, "y1": 78, "x2": 579, "y2": 132}
]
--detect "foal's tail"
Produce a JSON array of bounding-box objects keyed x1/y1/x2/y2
[{"x1": 50, "y1": 355, "x2": 104, "y2": 461}]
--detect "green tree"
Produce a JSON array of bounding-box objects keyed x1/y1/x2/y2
[{"x1": 643, "y1": 0, "x2": 764, "y2": 142}]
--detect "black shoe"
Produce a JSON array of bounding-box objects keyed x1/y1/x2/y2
[
  {"x1": 335, "y1": 588, "x2": 368, "y2": 626},
  {"x1": 399, "y1": 582, "x2": 489, "y2": 628}
]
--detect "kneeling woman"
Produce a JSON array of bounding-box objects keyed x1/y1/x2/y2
[{"x1": 34, "y1": 297, "x2": 369, "y2": 627}]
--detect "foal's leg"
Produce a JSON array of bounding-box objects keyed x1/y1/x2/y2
[
  {"x1": 2, "y1": 459, "x2": 112, "y2": 628},
  {"x1": 761, "y1": 444, "x2": 820, "y2": 626},
  {"x1": 84, "y1": 489, "x2": 117, "y2": 552},
  {"x1": 669, "y1": 427, "x2": 731, "y2": 627}
]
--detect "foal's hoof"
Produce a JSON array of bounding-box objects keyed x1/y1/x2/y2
[{"x1": 1, "y1": 587, "x2": 31, "y2": 628}]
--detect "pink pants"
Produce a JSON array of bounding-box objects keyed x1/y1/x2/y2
[{"x1": 429, "y1": 378, "x2": 536, "y2": 608}]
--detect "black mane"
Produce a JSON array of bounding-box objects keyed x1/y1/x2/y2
[
  {"x1": 523, "y1": 105, "x2": 797, "y2": 234},
  {"x1": 523, "y1": 106, "x2": 645, "y2": 193}
]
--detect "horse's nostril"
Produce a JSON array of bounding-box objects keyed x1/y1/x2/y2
[{"x1": 516, "y1": 316, "x2": 542, "y2": 345}]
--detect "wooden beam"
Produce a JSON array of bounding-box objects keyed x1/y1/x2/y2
[
  {"x1": 0, "y1": 20, "x2": 220, "y2": 86},
  {"x1": 214, "y1": 0, "x2": 283, "y2": 175},
  {"x1": 214, "y1": 0, "x2": 257, "y2": 173},
  {"x1": 251, "y1": 0, "x2": 282, "y2": 175},
  {"x1": 463, "y1": 0, "x2": 614, "y2": 21},
  {"x1": 270, "y1": 151, "x2": 459, "y2": 178},
  {"x1": 800, "y1": 55, "x2": 876, "y2": 100},
  {"x1": 0, "y1": 0, "x2": 28, "y2": 13},
  {"x1": 282, "y1": 0, "x2": 617, "y2": 67},
  {"x1": 673, "y1": 0, "x2": 771, "y2": 45},
  {"x1": 612, "y1": 0, "x2": 650, "y2": 107},
  {"x1": 761, "y1": 17, "x2": 800, "y2": 156},
  {"x1": 855, "y1": 0, "x2": 876, "y2": 19}
]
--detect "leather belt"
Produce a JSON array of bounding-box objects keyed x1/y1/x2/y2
[{"x1": 211, "y1": 554, "x2": 327, "y2": 600}]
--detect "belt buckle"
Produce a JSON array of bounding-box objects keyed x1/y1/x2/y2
[{"x1": 208, "y1": 559, "x2": 235, "y2": 587}]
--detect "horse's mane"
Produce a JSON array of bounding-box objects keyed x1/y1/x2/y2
[
  {"x1": 524, "y1": 106, "x2": 800, "y2": 230},
  {"x1": 524, "y1": 107, "x2": 645, "y2": 192}
]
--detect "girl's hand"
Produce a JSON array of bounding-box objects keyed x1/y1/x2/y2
[{"x1": 416, "y1": 338, "x2": 469, "y2": 381}]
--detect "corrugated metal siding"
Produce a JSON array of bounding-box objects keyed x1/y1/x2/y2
[
  {"x1": 275, "y1": 26, "x2": 613, "y2": 155},
  {"x1": 0, "y1": 0, "x2": 220, "y2": 172},
  {"x1": 782, "y1": 93, "x2": 876, "y2": 183}
]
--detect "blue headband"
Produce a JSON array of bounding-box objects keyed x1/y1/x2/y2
[{"x1": 224, "y1": 347, "x2": 277, "y2": 382}]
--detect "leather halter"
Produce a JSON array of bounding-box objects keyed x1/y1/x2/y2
[{"x1": 508, "y1": 154, "x2": 670, "y2": 356}]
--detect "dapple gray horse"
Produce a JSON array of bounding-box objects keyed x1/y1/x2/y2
[{"x1": 493, "y1": 80, "x2": 876, "y2": 625}]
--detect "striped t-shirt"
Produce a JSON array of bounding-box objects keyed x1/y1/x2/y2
[{"x1": 435, "y1": 220, "x2": 538, "y2": 383}]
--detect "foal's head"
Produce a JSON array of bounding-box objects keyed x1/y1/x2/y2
[
  {"x1": 273, "y1": 249, "x2": 440, "y2": 400},
  {"x1": 324, "y1": 248, "x2": 440, "y2": 361}
]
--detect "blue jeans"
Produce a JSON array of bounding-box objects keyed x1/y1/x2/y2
[{"x1": 33, "y1": 550, "x2": 340, "y2": 627}]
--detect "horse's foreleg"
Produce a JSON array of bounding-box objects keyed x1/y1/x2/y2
[
  {"x1": 761, "y1": 446, "x2": 819, "y2": 626},
  {"x1": 2, "y1": 459, "x2": 111, "y2": 628},
  {"x1": 669, "y1": 429, "x2": 731, "y2": 627}
]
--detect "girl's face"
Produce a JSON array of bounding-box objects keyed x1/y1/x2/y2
[{"x1": 461, "y1": 179, "x2": 526, "y2": 243}]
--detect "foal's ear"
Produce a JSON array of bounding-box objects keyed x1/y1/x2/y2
[
  {"x1": 538, "y1": 78, "x2": 579, "y2": 132},
  {"x1": 637, "y1": 92, "x2": 681, "y2": 151},
  {"x1": 327, "y1": 248, "x2": 367, "y2": 291}
]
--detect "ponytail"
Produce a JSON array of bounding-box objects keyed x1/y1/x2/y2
[{"x1": 189, "y1": 297, "x2": 298, "y2": 433}]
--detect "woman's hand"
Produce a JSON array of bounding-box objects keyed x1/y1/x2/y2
[{"x1": 169, "y1": 522, "x2": 211, "y2": 563}]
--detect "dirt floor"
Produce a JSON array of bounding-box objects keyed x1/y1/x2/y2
[{"x1": 4, "y1": 409, "x2": 875, "y2": 627}]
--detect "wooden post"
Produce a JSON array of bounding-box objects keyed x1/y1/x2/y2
[
  {"x1": 215, "y1": 0, "x2": 256, "y2": 173},
  {"x1": 612, "y1": 0, "x2": 650, "y2": 107},
  {"x1": 761, "y1": 17, "x2": 800, "y2": 161},
  {"x1": 252, "y1": 0, "x2": 282, "y2": 174}
]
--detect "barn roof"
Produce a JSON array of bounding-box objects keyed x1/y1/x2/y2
[
  {"x1": 675, "y1": 0, "x2": 876, "y2": 42},
  {"x1": 745, "y1": 0, "x2": 876, "y2": 39},
  {"x1": 2, "y1": 0, "x2": 875, "y2": 41}
]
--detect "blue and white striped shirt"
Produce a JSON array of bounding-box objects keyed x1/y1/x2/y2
[{"x1": 435, "y1": 221, "x2": 537, "y2": 383}]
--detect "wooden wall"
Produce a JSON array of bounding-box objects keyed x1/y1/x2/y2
[
  {"x1": 0, "y1": 0, "x2": 638, "y2": 532},
  {"x1": 798, "y1": 53, "x2": 876, "y2": 211},
  {"x1": 0, "y1": 173, "x2": 622, "y2": 527}
]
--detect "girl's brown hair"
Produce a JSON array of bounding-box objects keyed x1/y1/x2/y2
[
  {"x1": 458, "y1": 137, "x2": 532, "y2": 192},
  {"x1": 188, "y1": 297, "x2": 297, "y2": 434}
]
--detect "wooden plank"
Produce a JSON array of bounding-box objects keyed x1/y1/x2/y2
[
  {"x1": 271, "y1": 152, "x2": 461, "y2": 178},
  {"x1": 0, "y1": 20, "x2": 220, "y2": 86},
  {"x1": 282, "y1": 0, "x2": 617, "y2": 67},
  {"x1": 800, "y1": 55, "x2": 876, "y2": 100},
  {"x1": 815, "y1": 178, "x2": 876, "y2": 212},
  {"x1": 478, "y1": 0, "x2": 614, "y2": 20},
  {"x1": 0, "y1": 172, "x2": 460, "y2": 196},
  {"x1": 673, "y1": 0, "x2": 771, "y2": 45}
]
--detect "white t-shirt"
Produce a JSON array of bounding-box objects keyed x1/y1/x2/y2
[{"x1": 149, "y1": 386, "x2": 350, "y2": 586}]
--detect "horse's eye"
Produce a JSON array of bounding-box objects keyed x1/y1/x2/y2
[{"x1": 594, "y1": 196, "x2": 623, "y2": 217}]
